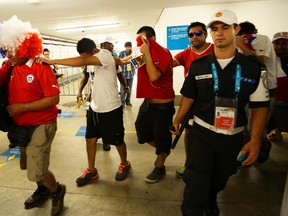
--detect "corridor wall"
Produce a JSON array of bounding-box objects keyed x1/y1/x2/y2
[{"x1": 154, "y1": 0, "x2": 288, "y2": 93}]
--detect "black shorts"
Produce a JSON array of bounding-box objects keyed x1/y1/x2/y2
[
  {"x1": 135, "y1": 100, "x2": 175, "y2": 155},
  {"x1": 85, "y1": 106, "x2": 125, "y2": 146}
]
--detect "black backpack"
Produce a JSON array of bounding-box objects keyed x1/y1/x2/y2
[{"x1": 0, "y1": 66, "x2": 14, "y2": 132}]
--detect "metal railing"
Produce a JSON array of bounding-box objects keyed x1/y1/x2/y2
[{"x1": 57, "y1": 67, "x2": 91, "y2": 97}]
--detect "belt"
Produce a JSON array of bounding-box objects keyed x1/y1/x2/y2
[
  {"x1": 194, "y1": 116, "x2": 244, "y2": 135},
  {"x1": 145, "y1": 100, "x2": 174, "y2": 110}
]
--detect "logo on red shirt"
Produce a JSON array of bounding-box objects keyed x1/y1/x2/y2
[{"x1": 26, "y1": 74, "x2": 34, "y2": 83}]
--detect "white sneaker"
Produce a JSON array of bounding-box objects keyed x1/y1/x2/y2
[{"x1": 176, "y1": 166, "x2": 185, "y2": 178}]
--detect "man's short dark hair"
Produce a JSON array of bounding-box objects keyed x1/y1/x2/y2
[
  {"x1": 43, "y1": 48, "x2": 50, "y2": 53},
  {"x1": 77, "y1": 38, "x2": 96, "y2": 55},
  {"x1": 187, "y1": 22, "x2": 207, "y2": 34},
  {"x1": 100, "y1": 41, "x2": 112, "y2": 48},
  {"x1": 125, "y1": 41, "x2": 132, "y2": 47},
  {"x1": 136, "y1": 26, "x2": 156, "y2": 38},
  {"x1": 238, "y1": 21, "x2": 257, "y2": 35}
]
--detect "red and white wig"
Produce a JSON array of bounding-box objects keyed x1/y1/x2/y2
[{"x1": 0, "y1": 15, "x2": 42, "y2": 59}]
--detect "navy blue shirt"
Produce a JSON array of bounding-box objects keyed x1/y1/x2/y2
[
  {"x1": 119, "y1": 50, "x2": 135, "y2": 79},
  {"x1": 181, "y1": 51, "x2": 270, "y2": 127}
]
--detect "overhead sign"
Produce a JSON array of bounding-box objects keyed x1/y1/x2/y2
[{"x1": 167, "y1": 25, "x2": 190, "y2": 50}]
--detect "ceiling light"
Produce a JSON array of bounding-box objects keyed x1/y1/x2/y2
[
  {"x1": 108, "y1": 33, "x2": 129, "y2": 38},
  {"x1": 27, "y1": 0, "x2": 40, "y2": 4},
  {"x1": 56, "y1": 23, "x2": 119, "y2": 32}
]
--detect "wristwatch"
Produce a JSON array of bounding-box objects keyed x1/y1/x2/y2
[{"x1": 124, "y1": 86, "x2": 130, "y2": 90}]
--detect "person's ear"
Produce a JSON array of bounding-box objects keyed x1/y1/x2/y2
[
  {"x1": 204, "y1": 31, "x2": 208, "y2": 38},
  {"x1": 150, "y1": 36, "x2": 156, "y2": 41},
  {"x1": 235, "y1": 25, "x2": 241, "y2": 35}
]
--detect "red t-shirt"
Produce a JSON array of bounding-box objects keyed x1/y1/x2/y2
[
  {"x1": 174, "y1": 44, "x2": 214, "y2": 77},
  {"x1": 136, "y1": 40, "x2": 175, "y2": 99},
  {"x1": 275, "y1": 76, "x2": 288, "y2": 101},
  {"x1": 275, "y1": 57, "x2": 288, "y2": 101},
  {"x1": 1, "y1": 60, "x2": 60, "y2": 126}
]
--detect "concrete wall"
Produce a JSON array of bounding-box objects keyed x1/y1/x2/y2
[{"x1": 154, "y1": 0, "x2": 288, "y2": 93}]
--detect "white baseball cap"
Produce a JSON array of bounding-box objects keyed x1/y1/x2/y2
[
  {"x1": 272, "y1": 32, "x2": 288, "y2": 43},
  {"x1": 207, "y1": 10, "x2": 238, "y2": 28}
]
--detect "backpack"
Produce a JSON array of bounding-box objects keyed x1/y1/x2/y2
[{"x1": 0, "y1": 66, "x2": 14, "y2": 132}]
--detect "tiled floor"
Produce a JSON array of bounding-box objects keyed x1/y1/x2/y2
[{"x1": 0, "y1": 95, "x2": 287, "y2": 216}]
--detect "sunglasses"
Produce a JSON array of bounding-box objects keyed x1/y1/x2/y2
[{"x1": 188, "y1": 31, "x2": 204, "y2": 38}]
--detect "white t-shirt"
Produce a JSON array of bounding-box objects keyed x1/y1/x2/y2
[
  {"x1": 90, "y1": 49, "x2": 121, "y2": 113},
  {"x1": 250, "y1": 34, "x2": 277, "y2": 90},
  {"x1": 86, "y1": 65, "x2": 95, "y2": 85}
]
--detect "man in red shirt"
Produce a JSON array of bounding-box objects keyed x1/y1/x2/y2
[
  {"x1": 268, "y1": 32, "x2": 288, "y2": 140},
  {"x1": 134, "y1": 26, "x2": 175, "y2": 183},
  {"x1": 173, "y1": 22, "x2": 214, "y2": 78},
  {"x1": 0, "y1": 16, "x2": 65, "y2": 216},
  {"x1": 173, "y1": 22, "x2": 214, "y2": 177}
]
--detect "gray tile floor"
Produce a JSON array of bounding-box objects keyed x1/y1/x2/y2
[{"x1": 0, "y1": 96, "x2": 287, "y2": 216}]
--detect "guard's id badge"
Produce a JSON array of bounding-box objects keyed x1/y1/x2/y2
[
  {"x1": 127, "y1": 63, "x2": 132, "y2": 72},
  {"x1": 214, "y1": 97, "x2": 238, "y2": 130}
]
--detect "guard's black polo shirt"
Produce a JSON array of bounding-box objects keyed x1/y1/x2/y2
[{"x1": 181, "y1": 51, "x2": 270, "y2": 127}]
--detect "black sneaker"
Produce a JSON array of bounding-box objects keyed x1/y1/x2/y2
[
  {"x1": 145, "y1": 166, "x2": 166, "y2": 183},
  {"x1": 115, "y1": 161, "x2": 131, "y2": 181},
  {"x1": 204, "y1": 193, "x2": 219, "y2": 216},
  {"x1": 103, "y1": 143, "x2": 111, "y2": 151},
  {"x1": 24, "y1": 186, "x2": 50, "y2": 209},
  {"x1": 176, "y1": 166, "x2": 185, "y2": 178},
  {"x1": 9, "y1": 143, "x2": 17, "y2": 148},
  {"x1": 76, "y1": 168, "x2": 99, "y2": 187},
  {"x1": 51, "y1": 184, "x2": 66, "y2": 216}
]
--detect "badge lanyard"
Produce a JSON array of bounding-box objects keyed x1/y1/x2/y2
[
  {"x1": 211, "y1": 63, "x2": 242, "y2": 130},
  {"x1": 211, "y1": 63, "x2": 241, "y2": 95}
]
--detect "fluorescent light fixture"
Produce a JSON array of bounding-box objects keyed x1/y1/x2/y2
[
  {"x1": 107, "y1": 33, "x2": 129, "y2": 38},
  {"x1": 56, "y1": 23, "x2": 119, "y2": 32},
  {"x1": 27, "y1": 0, "x2": 40, "y2": 4}
]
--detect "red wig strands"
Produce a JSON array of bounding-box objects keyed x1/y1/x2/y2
[
  {"x1": 0, "y1": 15, "x2": 43, "y2": 59},
  {"x1": 16, "y1": 32, "x2": 43, "y2": 59}
]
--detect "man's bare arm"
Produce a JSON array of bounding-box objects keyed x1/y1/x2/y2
[
  {"x1": 140, "y1": 38, "x2": 161, "y2": 81},
  {"x1": 37, "y1": 55, "x2": 102, "y2": 67},
  {"x1": 113, "y1": 56, "x2": 130, "y2": 66},
  {"x1": 242, "y1": 107, "x2": 269, "y2": 165},
  {"x1": 171, "y1": 96, "x2": 194, "y2": 134},
  {"x1": 7, "y1": 95, "x2": 59, "y2": 116}
]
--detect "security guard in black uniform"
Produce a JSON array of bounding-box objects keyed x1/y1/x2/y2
[{"x1": 172, "y1": 10, "x2": 270, "y2": 216}]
